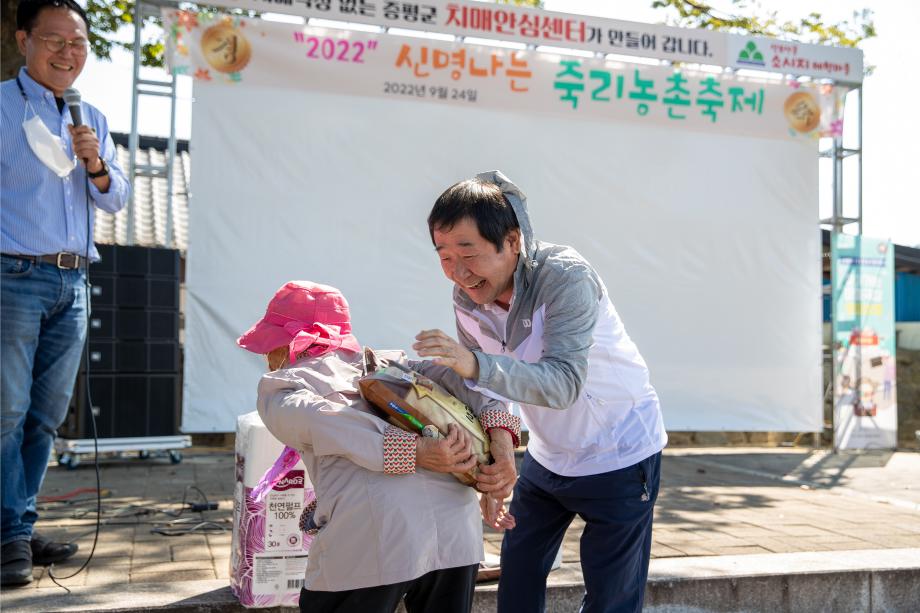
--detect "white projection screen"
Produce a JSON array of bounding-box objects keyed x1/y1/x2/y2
[{"x1": 181, "y1": 83, "x2": 822, "y2": 433}]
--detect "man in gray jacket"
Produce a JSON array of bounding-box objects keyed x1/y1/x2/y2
[{"x1": 414, "y1": 171, "x2": 668, "y2": 613}]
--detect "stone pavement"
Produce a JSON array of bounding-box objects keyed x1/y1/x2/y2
[{"x1": 2, "y1": 447, "x2": 919, "y2": 612}]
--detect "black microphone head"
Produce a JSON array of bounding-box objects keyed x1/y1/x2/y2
[{"x1": 62, "y1": 87, "x2": 83, "y2": 127}]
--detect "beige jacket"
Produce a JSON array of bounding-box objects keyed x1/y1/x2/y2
[{"x1": 256, "y1": 349, "x2": 513, "y2": 591}]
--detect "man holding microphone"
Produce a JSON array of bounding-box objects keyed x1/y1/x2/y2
[{"x1": 1, "y1": 0, "x2": 129, "y2": 586}]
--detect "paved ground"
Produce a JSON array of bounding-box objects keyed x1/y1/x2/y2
[{"x1": 2, "y1": 446, "x2": 919, "y2": 611}]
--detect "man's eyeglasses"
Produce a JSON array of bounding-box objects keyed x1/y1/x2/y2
[{"x1": 34, "y1": 35, "x2": 89, "y2": 56}]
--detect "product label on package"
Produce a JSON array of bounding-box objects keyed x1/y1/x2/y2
[
  {"x1": 265, "y1": 470, "x2": 305, "y2": 551},
  {"x1": 252, "y1": 552, "x2": 309, "y2": 595}
]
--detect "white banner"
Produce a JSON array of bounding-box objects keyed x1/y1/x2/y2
[
  {"x1": 200, "y1": 0, "x2": 863, "y2": 82},
  {"x1": 165, "y1": 10, "x2": 846, "y2": 143},
  {"x1": 179, "y1": 85, "x2": 822, "y2": 434}
]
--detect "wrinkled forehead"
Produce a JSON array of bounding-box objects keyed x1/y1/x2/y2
[{"x1": 433, "y1": 217, "x2": 489, "y2": 249}]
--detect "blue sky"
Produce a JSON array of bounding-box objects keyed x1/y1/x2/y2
[{"x1": 74, "y1": 0, "x2": 919, "y2": 247}]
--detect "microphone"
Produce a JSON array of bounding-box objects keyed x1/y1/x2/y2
[
  {"x1": 63, "y1": 87, "x2": 83, "y2": 127},
  {"x1": 62, "y1": 87, "x2": 87, "y2": 163}
]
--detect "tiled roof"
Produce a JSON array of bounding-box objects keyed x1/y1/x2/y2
[{"x1": 94, "y1": 133, "x2": 190, "y2": 252}]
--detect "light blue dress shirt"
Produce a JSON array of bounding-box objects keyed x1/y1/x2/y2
[{"x1": 1, "y1": 68, "x2": 130, "y2": 261}]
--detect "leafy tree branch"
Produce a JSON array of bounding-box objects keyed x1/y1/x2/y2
[{"x1": 651, "y1": 0, "x2": 875, "y2": 49}]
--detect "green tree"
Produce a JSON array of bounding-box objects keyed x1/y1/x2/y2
[
  {"x1": 1, "y1": 0, "x2": 245, "y2": 79},
  {"x1": 652, "y1": 0, "x2": 875, "y2": 49},
  {"x1": 83, "y1": 0, "x2": 165, "y2": 68}
]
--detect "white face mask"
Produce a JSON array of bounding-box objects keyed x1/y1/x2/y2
[{"x1": 22, "y1": 112, "x2": 76, "y2": 178}]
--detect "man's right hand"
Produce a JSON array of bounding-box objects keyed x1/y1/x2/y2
[
  {"x1": 415, "y1": 423, "x2": 476, "y2": 473},
  {"x1": 480, "y1": 494, "x2": 516, "y2": 531}
]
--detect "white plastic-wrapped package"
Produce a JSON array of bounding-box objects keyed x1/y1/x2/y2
[{"x1": 231, "y1": 411, "x2": 314, "y2": 608}]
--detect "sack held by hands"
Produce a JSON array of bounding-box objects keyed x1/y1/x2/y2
[{"x1": 359, "y1": 362, "x2": 491, "y2": 486}]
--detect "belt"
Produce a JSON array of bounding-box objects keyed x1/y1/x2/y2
[{"x1": 2, "y1": 252, "x2": 85, "y2": 270}]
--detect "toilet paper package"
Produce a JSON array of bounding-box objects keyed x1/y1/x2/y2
[{"x1": 231, "y1": 411, "x2": 314, "y2": 608}]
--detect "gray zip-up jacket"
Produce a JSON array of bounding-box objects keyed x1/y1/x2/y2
[{"x1": 455, "y1": 171, "x2": 667, "y2": 476}]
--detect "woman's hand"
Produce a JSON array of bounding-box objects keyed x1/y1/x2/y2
[
  {"x1": 415, "y1": 423, "x2": 476, "y2": 473},
  {"x1": 476, "y1": 428, "x2": 517, "y2": 499}
]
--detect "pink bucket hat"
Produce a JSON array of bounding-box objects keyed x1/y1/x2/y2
[{"x1": 237, "y1": 281, "x2": 361, "y2": 363}]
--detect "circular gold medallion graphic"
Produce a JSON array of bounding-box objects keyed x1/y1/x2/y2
[
  {"x1": 783, "y1": 91, "x2": 821, "y2": 133},
  {"x1": 201, "y1": 22, "x2": 251, "y2": 73}
]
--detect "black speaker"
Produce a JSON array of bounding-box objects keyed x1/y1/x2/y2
[
  {"x1": 63, "y1": 374, "x2": 181, "y2": 439},
  {"x1": 94, "y1": 243, "x2": 116, "y2": 274},
  {"x1": 89, "y1": 275, "x2": 116, "y2": 306},
  {"x1": 89, "y1": 308, "x2": 179, "y2": 341},
  {"x1": 117, "y1": 247, "x2": 149, "y2": 276},
  {"x1": 89, "y1": 275, "x2": 179, "y2": 309},
  {"x1": 65, "y1": 244, "x2": 184, "y2": 440},
  {"x1": 89, "y1": 271, "x2": 180, "y2": 310},
  {"x1": 115, "y1": 276, "x2": 148, "y2": 307},
  {"x1": 88, "y1": 308, "x2": 115, "y2": 338},
  {"x1": 149, "y1": 278, "x2": 180, "y2": 309},
  {"x1": 91, "y1": 244, "x2": 180, "y2": 278},
  {"x1": 148, "y1": 311, "x2": 179, "y2": 339},
  {"x1": 149, "y1": 248, "x2": 180, "y2": 278},
  {"x1": 87, "y1": 340, "x2": 180, "y2": 373}
]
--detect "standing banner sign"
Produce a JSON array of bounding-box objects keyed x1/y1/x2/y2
[
  {"x1": 164, "y1": 10, "x2": 845, "y2": 143},
  {"x1": 832, "y1": 234, "x2": 898, "y2": 450}
]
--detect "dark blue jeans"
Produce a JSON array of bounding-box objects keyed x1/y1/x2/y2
[
  {"x1": 498, "y1": 451, "x2": 661, "y2": 613},
  {"x1": 1, "y1": 255, "x2": 87, "y2": 545}
]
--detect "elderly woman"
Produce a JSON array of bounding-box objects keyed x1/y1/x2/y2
[{"x1": 237, "y1": 281, "x2": 519, "y2": 613}]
